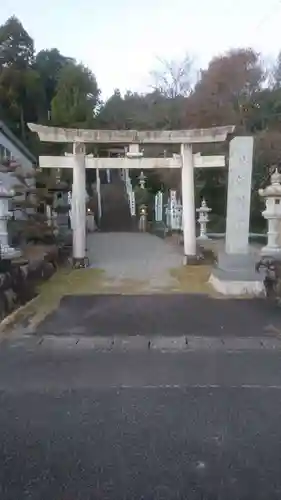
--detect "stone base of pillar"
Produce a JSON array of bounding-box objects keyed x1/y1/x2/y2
[
  {"x1": 72, "y1": 256, "x2": 90, "y2": 269},
  {"x1": 260, "y1": 245, "x2": 281, "y2": 257},
  {"x1": 183, "y1": 243, "x2": 215, "y2": 266},
  {"x1": 197, "y1": 234, "x2": 209, "y2": 241},
  {"x1": 183, "y1": 253, "x2": 203, "y2": 266},
  {"x1": 209, "y1": 251, "x2": 265, "y2": 296}
]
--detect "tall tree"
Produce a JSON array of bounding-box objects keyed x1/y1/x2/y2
[
  {"x1": 51, "y1": 62, "x2": 100, "y2": 127},
  {"x1": 245, "y1": 87, "x2": 281, "y2": 132},
  {"x1": 97, "y1": 88, "x2": 187, "y2": 131},
  {"x1": 0, "y1": 16, "x2": 45, "y2": 141},
  {"x1": 35, "y1": 49, "x2": 74, "y2": 117},
  {"x1": 187, "y1": 48, "x2": 265, "y2": 129},
  {"x1": 97, "y1": 89, "x2": 127, "y2": 129},
  {"x1": 0, "y1": 16, "x2": 34, "y2": 68},
  {"x1": 0, "y1": 66, "x2": 46, "y2": 139}
]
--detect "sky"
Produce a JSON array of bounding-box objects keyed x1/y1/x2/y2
[{"x1": 1, "y1": 0, "x2": 281, "y2": 99}]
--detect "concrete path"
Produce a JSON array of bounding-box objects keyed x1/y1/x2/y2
[{"x1": 87, "y1": 232, "x2": 184, "y2": 291}]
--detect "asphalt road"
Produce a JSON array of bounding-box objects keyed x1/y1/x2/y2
[
  {"x1": 36, "y1": 294, "x2": 281, "y2": 337},
  {"x1": 1, "y1": 343, "x2": 281, "y2": 499},
  {"x1": 2, "y1": 386, "x2": 281, "y2": 500}
]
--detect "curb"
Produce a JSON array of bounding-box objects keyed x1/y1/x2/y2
[
  {"x1": 4, "y1": 334, "x2": 281, "y2": 352},
  {"x1": 0, "y1": 296, "x2": 38, "y2": 333}
]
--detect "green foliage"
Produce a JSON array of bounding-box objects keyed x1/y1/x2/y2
[
  {"x1": 97, "y1": 89, "x2": 186, "y2": 130},
  {"x1": 0, "y1": 17, "x2": 100, "y2": 142},
  {"x1": 51, "y1": 63, "x2": 100, "y2": 127},
  {"x1": 0, "y1": 16, "x2": 34, "y2": 68},
  {"x1": 1, "y1": 15, "x2": 281, "y2": 228},
  {"x1": 0, "y1": 16, "x2": 43, "y2": 141},
  {"x1": 35, "y1": 48, "x2": 74, "y2": 115}
]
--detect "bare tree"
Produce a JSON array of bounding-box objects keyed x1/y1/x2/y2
[{"x1": 150, "y1": 53, "x2": 196, "y2": 98}]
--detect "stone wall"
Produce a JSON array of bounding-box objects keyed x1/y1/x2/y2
[{"x1": 0, "y1": 244, "x2": 71, "y2": 322}]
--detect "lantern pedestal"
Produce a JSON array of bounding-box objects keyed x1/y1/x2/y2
[
  {"x1": 139, "y1": 205, "x2": 147, "y2": 232},
  {"x1": 209, "y1": 251, "x2": 265, "y2": 296}
]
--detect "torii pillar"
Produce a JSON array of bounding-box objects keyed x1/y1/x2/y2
[
  {"x1": 181, "y1": 144, "x2": 196, "y2": 262},
  {"x1": 72, "y1": 142, "x2": 86, "y2": 264}
]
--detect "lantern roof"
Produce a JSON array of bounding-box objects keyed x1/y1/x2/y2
[{"x1": 259, "y1": 168, "x2": 281, "y2": 198}]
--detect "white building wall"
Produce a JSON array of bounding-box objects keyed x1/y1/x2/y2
[{"x1": 0, "y1": 130, "x2": 35, "y2": 220}]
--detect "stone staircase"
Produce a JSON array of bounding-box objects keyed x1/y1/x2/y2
[{"x1": 99, "y1": 173, "x2": 136, "y2": 232}]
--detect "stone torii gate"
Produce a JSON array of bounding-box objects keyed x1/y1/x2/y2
[{"x1": 28, "y1": 123, "x2": 234, "y2": 267}]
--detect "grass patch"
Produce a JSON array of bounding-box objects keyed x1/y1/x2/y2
[
  {"x1": 1, "y1": 267, "x2": 107, "y2": 331},
  {"x1": 4, "y1": 268, "x2": 164, "y2": 331},
  {"x1": 29, "y1": 267, "x2": 108, "y2": 327},
  {"x1": 169, "y1": 265, "x2": 216, "y2": 294}
]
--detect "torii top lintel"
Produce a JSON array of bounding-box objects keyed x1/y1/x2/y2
[{"x1": 28, "y1": 123, "x2": 235, "y2": 144}]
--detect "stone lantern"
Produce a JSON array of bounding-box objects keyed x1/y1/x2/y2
[
  {"x1": 139, "y1": 204, "x2": 147, "y2": 232},
  {"x1": 259, "y1": 167, "x2": 281, "y2": 256},
  {"x1": 138, "y1": 171, "x2": 147, "y2": 189},
  {"x1": 0, "y1": 181, "x2": 21, "y2": 259},
  {"x1": 196, "y1": 199, "x2": 212, "y2": 240}
]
